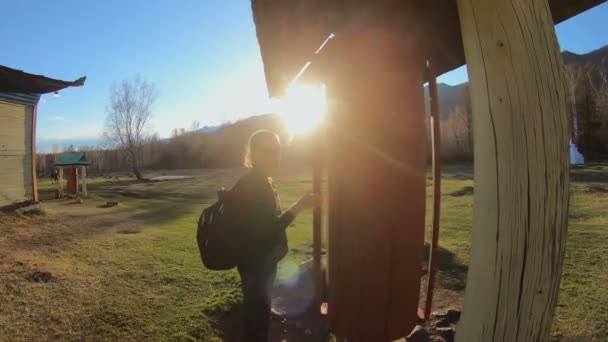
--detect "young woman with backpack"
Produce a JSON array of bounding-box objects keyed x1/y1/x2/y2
[{"x1": 235, "y1": 130, "x2": 321, "y2": 341}]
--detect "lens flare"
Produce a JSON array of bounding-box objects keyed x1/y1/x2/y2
[{"x1": 278, "y1": 84, "x2": 326, "y2": 136}]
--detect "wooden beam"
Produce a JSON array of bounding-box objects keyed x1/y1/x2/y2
[
  {"x1": 311, "y1": 133, "x2": 322, "y2": 312},
  {"x1": 31, "y1": 104, "x2": 38, "y2": 202},
  {"x1": 456, "y1": 0, "x2": 570, "y2": 340},
  {"x1": 325, "y1": 8, "x2": 427, "y2": 339},
  {"x1": 58, "y1": 166, "x2": 63, "y2": 198},
  {"x1": 81, "y1": 166, "x2": 87, "y2": 197},
  {"x1": 424, "y1": 68, "x2": 442, "y2": 321}
]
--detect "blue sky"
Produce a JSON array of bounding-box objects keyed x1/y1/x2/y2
[{"x1": 1, "y1": 1, "x2": 607, "y2": 151}]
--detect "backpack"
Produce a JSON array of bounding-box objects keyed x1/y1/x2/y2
[{"x1": 196, "y1": 185, "x2": 241, "y2": 270}]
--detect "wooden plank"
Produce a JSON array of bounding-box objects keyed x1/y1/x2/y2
[
  {"x1": 81, "y1": 166, "x2": 87, "y2": 197},
  {"x1": 0, "y1": 156, "x2": 31, "y2": 166},
  {"x1": 58, "y1": 167, "x2": 64, "y2": 197},
  {"x1": 312, "y1": 129, "x2": 323, "y2": 312},
  {"x1": 0, "y1": 141, "x2": 29, "y2": 151},
  {"x1": 455, "y1": 0, "x2": 570, "y2": 341},
  {"x1": 424, "y1": 69, "x2": 442, "y2": 320},
  {"x1": 31, "y1": 105, "x2": 37, "y2": 201},
  {"x1": 326, "y1": 9, "x2": 426, "y2": 340}
]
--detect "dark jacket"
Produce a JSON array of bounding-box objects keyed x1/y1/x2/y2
[{"x1": 235, "y1": 169, "x2": 294, "y2": 267}]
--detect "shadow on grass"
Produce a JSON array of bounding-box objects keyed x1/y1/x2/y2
[
  {"x1": 178, "y1": 279, "x2": 244, "y2": 342},
  {"x1": 571, "y1": 165, "x2": 608, "y2": 183},
  {"x1": 127, "y1": 200, "x2": 202, "y2": 226},
  {"x1": 422, "y1": 243, "x2": 468, "y2": 291}
]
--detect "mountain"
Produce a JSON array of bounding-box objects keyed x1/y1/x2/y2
[
  {"x1": 432, "y1": 46, "x2": 608, "y2": 118},
  {"x1": 199, "y1": 125, "x2": 223, "y2": 134},
  {"x1": 562, "y1": 45, "x2": 608, "y2": 65},
  {"x1": 424, "y1": 82, "x2": 469, "y2": 119}
]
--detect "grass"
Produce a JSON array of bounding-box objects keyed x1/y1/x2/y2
[{"x1": 0, "y1": 164, "x2": 606, "y2": 341}]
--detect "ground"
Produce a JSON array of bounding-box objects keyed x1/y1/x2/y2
[{"x1": 0, "y1": 165, "x2": 606, "y2": 341}]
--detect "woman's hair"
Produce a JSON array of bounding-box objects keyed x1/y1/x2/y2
[{"x1": 243, "y1": 130, "x2": 280, "y2": 168}]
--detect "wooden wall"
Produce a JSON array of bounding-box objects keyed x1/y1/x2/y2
[{"x1": 0, "y1": 101, "x2": 34, "y2": 207}]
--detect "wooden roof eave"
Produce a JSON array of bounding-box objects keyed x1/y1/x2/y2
[
  {"x1": 0, "y1": 65, "x2": 86, "y2": 94},
  {"x1": 252, "y1": 0, "x2": 607, "y2": 98}
]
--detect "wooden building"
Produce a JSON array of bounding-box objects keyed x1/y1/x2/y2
[
  {"x1": 251, "y1": 0, "x2": 606, "y2": 341},
  {"x1": 0, "y1": 66, "x2": 85, "y2": 209}
]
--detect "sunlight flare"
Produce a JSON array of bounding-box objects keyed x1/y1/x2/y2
[{"x1": 277, "y1": 84, "x2": 326, "y2": 136}]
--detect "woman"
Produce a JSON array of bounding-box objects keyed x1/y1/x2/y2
[{"x1": 235, "y1": 130, "x2": 320, "y2": 341}]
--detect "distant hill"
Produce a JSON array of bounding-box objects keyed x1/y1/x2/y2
[
  {"x1": 160, "y1": 45, "x2": 608, "y2": 166},
  {"x1": 424, "y1": 82, "x2": 469, "y2": 119},
  {"x1": 199, "y1": 125, "x2": 223, "y2": 134},
  {"x1": 562, "y1": 45, "x2": 608, "y2": 66},
  {"x1": 433, "y1": 45, "x2": 608, "y2": 118}
]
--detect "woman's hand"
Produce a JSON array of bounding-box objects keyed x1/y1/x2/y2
[
  {"x1": 296, "y1": 193, "x2": 323, "y2": 210},
  {"x1": 288, "y1": 193, "x2": 323, "y2": 218}
]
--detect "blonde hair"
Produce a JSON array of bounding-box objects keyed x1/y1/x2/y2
[{"x1": 243, "y1": 130, "x2": 280, "y2": 168}]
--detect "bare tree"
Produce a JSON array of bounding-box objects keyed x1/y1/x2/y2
[
  {"x1": 190, "y1": 120, "x2": 201, "y2": 132},
  {"x1": 565, "y1": 64, "x2": 583, "y2": 141},
  {"x1": 588, "y1": 63, "x2": 608, "y2": 149},
  {"x1": 103, "y1": 75, "x2": 157, "y2": 180}
]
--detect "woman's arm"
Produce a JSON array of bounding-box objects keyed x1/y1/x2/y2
[{"x1": 237, "y1": 178, "x2": 321, "y2": 242}]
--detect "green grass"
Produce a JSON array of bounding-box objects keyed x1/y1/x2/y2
[{"x1": 1, "y1": 165, "x2": 607, "y2": 341}]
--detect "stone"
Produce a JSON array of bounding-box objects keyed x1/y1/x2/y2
[
  {"x1": 436, "y1": 327, "x2": 455, "y2": 342},
  {"x1": 406, "y1": 325, "x2": 430, "y2": 342},
  {"x1": 446, "y1": 308, "x2": 461, "y2": 322},
  {"x1": 434, "y1": 318, "x2": 450, "y2": 328}
]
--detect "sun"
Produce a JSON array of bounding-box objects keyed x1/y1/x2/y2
[{"x1": 278, "y1": 84, "x2": 327, "y2": 136}]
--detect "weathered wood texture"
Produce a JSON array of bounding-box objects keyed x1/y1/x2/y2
[
  {"x1": 456, "y1": 0, "x2": 570, "y2": 341},
  {"x1": 325, "y1": 10, "x2": 426, "y2": 340},
  {"x1": 0, "y1": 101, "x2": 34, "y2": 207}
]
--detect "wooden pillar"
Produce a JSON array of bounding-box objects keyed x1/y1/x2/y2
[
  {"x1": 81, "y1": 166, "x2": 87, "y2": 197},
  {"x1": 325, "y1": 6, "x2": 427, "y2": 340},
  {"x1": 312, "y1": 128, "x2": 323, "y2": 313},
  {"x1": 456, "y1": 0, "x2": 570, "y2": 341},
  {"x1": 31, "y1": 105, "x2": 38, "y2": 202},
  {"x1": 424, "y1": 69, "x2": 442, "y2": 320},
  {"x1": 58, "y1": 166, "x2": 64, "y2": 198}
]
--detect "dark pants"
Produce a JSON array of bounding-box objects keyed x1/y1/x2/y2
[{"x1": 238, "y1": 262, "x2": 277, "y2": 342}]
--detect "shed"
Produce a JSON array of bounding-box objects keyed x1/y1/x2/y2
[
  {"x1": 0, "y1": 65, "x2": 85, "y2": 209},
  {"x1": 251, "y1": 0, "x2": 606, "y2": 341},
  {"x1": 54, "y1": 152, "x2": 91, "y2": 197}
]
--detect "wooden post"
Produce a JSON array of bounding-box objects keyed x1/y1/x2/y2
[
  {"x1": 312, "y1": 128, "x2": 323, "y2": 313},
  {"x1": 456, "y1": 0, "x2": 570, "y2": 341},
  {"x1": 58, "y1": 166, "x2": 64, "y2": 198},
  {"x1": 424, "y1": 69, "x2": 442, "y2": 321},
  {"x1": 31, "y1": 105, "x2": 38, "y2": 202},
  {"x1": 325, "y1": 7, "x2": 427, "y2": 340},
  {"x1": 81, "y1": 166, "x2": 87, "y2": 197}
]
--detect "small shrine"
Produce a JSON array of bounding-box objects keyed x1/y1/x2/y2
[{"x1": 54, "y1": 152, "x2": 91, "y2": 198}]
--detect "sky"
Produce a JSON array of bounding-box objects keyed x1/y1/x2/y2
[{"x1": 1, "y1": 1, "x2": 607, "y2": 152}]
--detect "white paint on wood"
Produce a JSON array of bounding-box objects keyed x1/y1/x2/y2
[
  {"x1": 456, "y1": 0, "x2": 570, "y2": 341},
  {"x1": 0, "y1": 101, "x2": 33, "y2": 207}
]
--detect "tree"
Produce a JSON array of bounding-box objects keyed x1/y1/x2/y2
[
  {"x1": 103, "y1": 75, "x2": 157, "y2": 180},
  {"x1": 190, "y1": 120, "x2": 201, "y2": 132},
  {"x1": 565, "y1": 64, "x2": 583, "y2": 141},
  {"x1": 588, "y1": 64, "x2": 608, "y2": 149}
]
